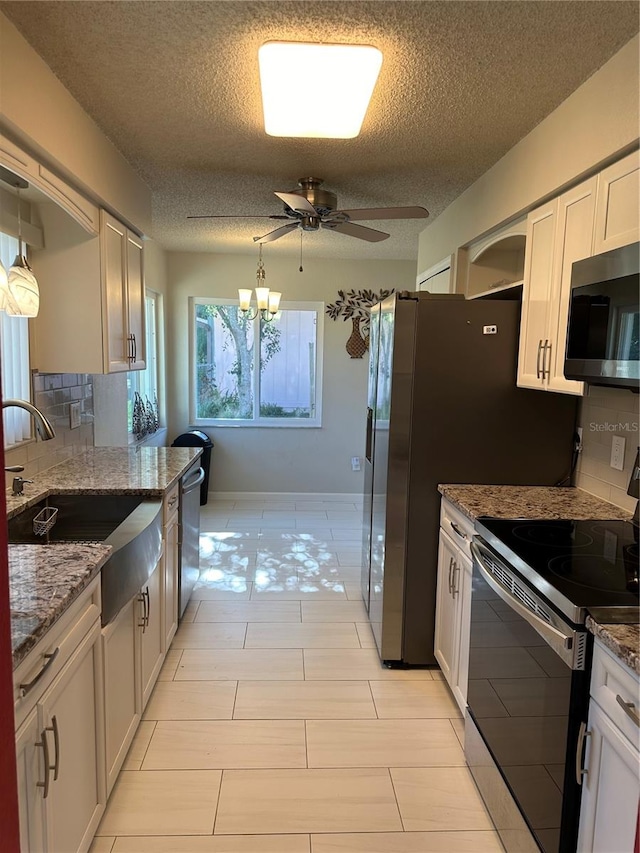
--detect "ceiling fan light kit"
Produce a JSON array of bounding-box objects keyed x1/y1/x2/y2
[{"x1": 258, "y1": 41, "x2": 383, "y2": 139}]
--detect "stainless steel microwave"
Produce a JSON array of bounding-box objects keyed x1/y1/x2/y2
[{"x1": 564, "y1": 242, "x2": 639, "y2": 391}]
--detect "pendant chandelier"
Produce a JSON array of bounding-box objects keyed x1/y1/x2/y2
[{"x1": 238, "y1": 243, "x2": 281, "y2": 322}]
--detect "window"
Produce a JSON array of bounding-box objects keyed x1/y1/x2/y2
[
  {"x1": 191, "y1": 298, "x2": 323, "y2": 427},
  {"x1": 0, "y1": 232, "x2": 31, "y2": 446},
  {"x1": 127, "y1": 290, "x2": 161, "y2": 439}
]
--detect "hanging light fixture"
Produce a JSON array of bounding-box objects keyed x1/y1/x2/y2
[
  {"x1": 0, "y1": 259, "x2": 17, "y2": 313},
  {"x1": 7, "y1": 184, "x2": 39, "y2": 318},
  {"x1": 238, "y1": 243, "x2": 281, "y2": 322}
]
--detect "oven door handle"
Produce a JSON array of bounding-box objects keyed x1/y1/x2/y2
[{"x1": 470, "y1": 540, "x2": 583, "y2": 669}]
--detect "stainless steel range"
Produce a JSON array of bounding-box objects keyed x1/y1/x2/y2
[{"x1": 466, "y1": 516, "x2": 639, "y2": 853}]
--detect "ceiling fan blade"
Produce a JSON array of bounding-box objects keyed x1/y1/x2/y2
[
  {"x1": 323, "y1": 221, "x2": 389, "y2": 242},
  {"x1": 274, "y1": 191, "x2": 318, "y2": 217},
  {"x1": 187, "y1": 214, "x2": 290, "y2": 220},
  {"x1": 337, "y1": 206, "x2": 430, "y2": 221},
  {"x1": 253, "y1": 222, "x2": 299, "y2": 243}
]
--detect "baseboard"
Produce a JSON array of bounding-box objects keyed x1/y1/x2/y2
[{"x1": 207, "y1": 491, "x2": 364, "y2": 505}]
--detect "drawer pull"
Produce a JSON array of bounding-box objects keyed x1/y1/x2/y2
[
  {"x1": 168, "y1": 495, "x2": 178, "y2": 509},
  {"x1": 450, "y1": 522, "x2": 468, "y2": 541},
  {"x1": 19, "y1": 647, "x2": 60, "y2": 697},
  {"x1": 616, "y1": 694, "x2": 640, "y2": 727}
]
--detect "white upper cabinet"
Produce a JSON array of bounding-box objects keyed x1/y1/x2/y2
[
  {"x1": 517, "y1": 151, "x2": 638, "y2": 396},
  {"x1": 31, "y1": 205, "x2": 146, "y2": 374},
  {"x1": 593, "y1": 150, "x2": 640, "y2": 254}
]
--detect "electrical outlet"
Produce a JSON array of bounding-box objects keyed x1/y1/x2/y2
[
  {"x1": 351, "y1": 456, "x2": 361, "y2": 471},
  {"x1": 610, "y1": 435, "x2": 626, "y2": 471},
  {"x1": 576, "y1": 427, "x2": 583, "y2": 453},
  {"x1": 69, "y1": 401, "x2": 81, "y2": 429}
]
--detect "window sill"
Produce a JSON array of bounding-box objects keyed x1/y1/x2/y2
[
  {"x1": 191, "y1": 420, "x2": 322, "y2": 429},
  {"x1": 128, "y1": 427, "x2": 168, "y2": 447}
]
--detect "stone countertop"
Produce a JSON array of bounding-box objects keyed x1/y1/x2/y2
[
  {"x1": 6, "y1": 446, "x2": 202, "y2": 519},
  {"x1": 438, "y1": 484, "x2": 632, "y2": 523},
  {"x1": 586, "y1": 618, "x2": 639, "y2": 676},
  {"x1": 10, "y1": 543, "x2": 112, "y2": 669}
]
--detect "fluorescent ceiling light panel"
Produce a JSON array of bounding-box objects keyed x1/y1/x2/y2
[{"x1": 259, "y1": 41, "x2": 383, "y2": 138}]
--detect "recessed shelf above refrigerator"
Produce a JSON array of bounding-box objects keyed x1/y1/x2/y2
[{"x1": 460, "y1": 218, "x2": 527, "y2": 298}]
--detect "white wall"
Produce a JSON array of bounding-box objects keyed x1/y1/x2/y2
[
  {"x1": 0, "y1": 12, "x2": 151, "y2": 234},
  {"x1": 165, "y1": 252, "x2": 415, "y2": 494},
  {"x1": 417, "y1": 35, "x2": 640, "y2": 274}
]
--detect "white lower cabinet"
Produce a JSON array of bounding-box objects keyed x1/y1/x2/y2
[
  {"x1": 163, "y1": 509, "x2": 180, "y2": 651},
  {"x1": 102, "y1": 597, "x2": 139, "y2": 796},
  {"x1": 578, "y1": 640, "x2": 640, "y2": 852},
  {"x1": 15, "y1": 710, "x2": 46, "y2": 853},
  {"x1": 435, "y1": 499, "x2": 474, "y2": 712},
  {"x1": 140, "y1": 559, "x2": 164, "y2": 710},
  {"x1": 14, "y1": 595, "x2": 106, "y2": 853},
  {"x1": 101, "y1": 554, "x2": 165, "y2": 795}
]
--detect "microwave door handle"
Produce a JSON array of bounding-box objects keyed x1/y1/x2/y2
[{"x1": 470, "y1": 541, "x2": 579, "y2": 667}]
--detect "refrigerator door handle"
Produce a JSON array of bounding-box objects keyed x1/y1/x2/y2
[{"x1": 365, "y1": 407, "x2": 373, "y2": 462}]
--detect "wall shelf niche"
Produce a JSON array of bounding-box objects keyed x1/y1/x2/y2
[{"x1": 463, "y1": 218, "x2": 527, "y2": 299}]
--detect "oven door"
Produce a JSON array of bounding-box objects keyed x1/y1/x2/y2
[{"x1": 466, "y1": 538, "x2": 591, "y2": 853}]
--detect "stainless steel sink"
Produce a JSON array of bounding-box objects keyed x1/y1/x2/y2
[{"x1": 9, "y1": 494, "x2": 163, "y2": 625}]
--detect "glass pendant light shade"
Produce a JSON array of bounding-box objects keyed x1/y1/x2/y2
[
  {"x1": 7, "y1": 252, "x2": 39, "y2": 318},
  {"x1": 268, "y1": 291, "x2": 281, "y2": 314},
  {"x1": 0, "y1": 260, "x2": 14, "y2": 312},
  {"x1": 238, "y1": 289, "x2": 252, "y2": 311}
]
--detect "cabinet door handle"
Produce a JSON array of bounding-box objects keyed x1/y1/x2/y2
[
  {"x1": 536, "y1": 339, "x2": 543, "y2": 379},
  {"x1": 450, "y1": 522, "x2": 467, "y2": 541},
  {"x1": 36, "y1": 727, "x2": 52, "y2": 799},
  {"x1": 168, "y1": 495, "x2": 178, "y2": 509},
  {"x1": 132, "y1": 333, "x2": 137, "y2": 362},
  {"x1": 144, "y1": 587, "x2": 151, "y2": 627},
  {"x1": 616, "y1": 694, "x2": 640, "y2": 727},
  {"x1": 19, "y1": 647, "x2": 60, "y2": 697},
  {"x1": 575, "y1": 720, "x2": 590, "y2": 785},
  {"x1": 447, "y1": 556, "x2": 454, "y2": 594},
  {"x1": 451, "y1": 561, "x2": 460, "y2": 597},
  {"x1": 138, "y1": 591, "x2": 147, "y2": 632},
  {"x1": 543, "y1": 340, "x2": 551, "y2": 379},
  {"x1": 46, "y1": 715, "x2": 60, "y2": 780}
]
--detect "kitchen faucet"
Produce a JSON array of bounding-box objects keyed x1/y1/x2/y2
[{"x1": 2, "y1": 399, "x2": 56, "y2": 441}]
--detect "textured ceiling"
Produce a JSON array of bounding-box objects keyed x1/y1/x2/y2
[{"x1": 1, "y1": 1, "x2": 638, "y2": 261}]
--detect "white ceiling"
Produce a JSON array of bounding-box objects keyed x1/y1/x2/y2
[{"x1": 1, "y1": 1, "x2": 637, "y2": 260}]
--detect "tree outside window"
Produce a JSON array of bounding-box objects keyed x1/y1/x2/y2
[{"x1": 192, "y1": 299, "x2": 323, "y2": 427}]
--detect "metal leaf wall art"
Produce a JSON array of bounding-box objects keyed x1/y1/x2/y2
[{"x1": 326, "y1": 289, "x2": 394, "y2": 358}]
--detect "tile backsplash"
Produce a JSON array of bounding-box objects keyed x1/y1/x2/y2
[
  {"x1": 575, "y1": 385, "x2": 639, "y2": 513},
  {"x1": 4, "y1": 372, "x2": 94, "y2": 488}
]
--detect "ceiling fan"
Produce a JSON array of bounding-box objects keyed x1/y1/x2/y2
[{"x1": 188, "y1": 177, "x2": 429, "y2": 243}]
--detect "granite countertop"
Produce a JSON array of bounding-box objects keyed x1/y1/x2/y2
[
  {"x1": 438, "y1": 484, "x2": 632, "y2": 523},
  {"x1": 6, "y1": 446, "x2": 202, "y2": 519},
  {"x1": 8, "y1": 446, "x2": 201, "y2": 669},
  {"x1": 439, "y1": 484, "x2": 637, "y2": 669},
  {"x1": 586, "y1": 617, "x2": 639, "y2": 676},
  {"x1": 10, "y1": 543, "x2": 112, "y2": 669}
]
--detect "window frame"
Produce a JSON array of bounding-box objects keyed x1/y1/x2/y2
[{"x1": 189, "y1": 296, "x2": 324, "y2": 428}]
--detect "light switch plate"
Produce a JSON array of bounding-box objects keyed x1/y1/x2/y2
[{"x1": 69, "y1": 401, "x2": 81, "y2": 429}]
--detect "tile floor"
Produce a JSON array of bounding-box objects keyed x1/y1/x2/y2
[{"x1": 92, "y1": 498, "x2": 502, "y2": 853}]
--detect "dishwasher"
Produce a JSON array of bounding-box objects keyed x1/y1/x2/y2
[{"x1": 178, "y1": 461, "x2": 205, "y2": 619}]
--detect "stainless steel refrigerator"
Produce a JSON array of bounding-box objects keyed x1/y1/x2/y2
[{"x1": 361, "y1": 292, "x2": 578, "y2": 666}]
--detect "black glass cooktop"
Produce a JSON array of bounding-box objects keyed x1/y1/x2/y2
[{"x1": 475, "y1": 517, "x2": 639, "y2": 621}]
